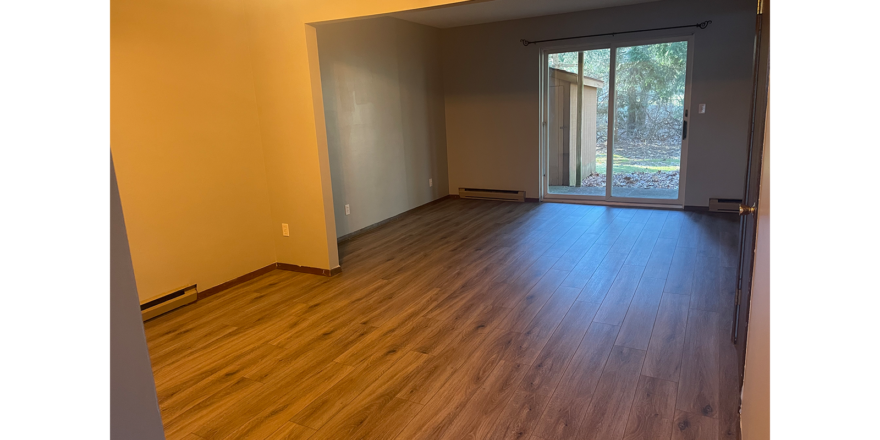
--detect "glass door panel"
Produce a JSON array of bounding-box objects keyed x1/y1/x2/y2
[
  {"x1": 611, "y1": 41, "x2": 688, "y2": 200},
  {"x1": 546, "y1": 49, "x2": 610, "y2": 197},
  {"x1": 581, "y1": 49, "x2": 611, "y2": 196},
  {"x1": 546, "y1": 51, "x2": 578, "y2": 195}
]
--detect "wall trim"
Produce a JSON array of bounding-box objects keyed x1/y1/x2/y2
[
  {"x1": 337, "y1": 195, "x2": 452, "y2": 244},
  {"x1": 197, "y1": 261, "x2": 341, "y2": 301},
  {"x1": 198, "y1": 263, "x2": 277, "y2": 300},
  {"x1": 277, "y1": 263, "x2": 342, "y2": 277}
]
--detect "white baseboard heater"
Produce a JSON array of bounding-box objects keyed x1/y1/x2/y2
[
  {"x1": 709, "y1": 198, "x2": 743, "y2": 213},
  {"x1": 140, "y1": 284, "x2": 198, "y2": 321},
  {"x1": 459, "y1": 188, "x2": 525, "y2": 202}
]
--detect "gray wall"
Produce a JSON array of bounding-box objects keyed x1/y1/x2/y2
[
  {"x1": 111, "y1": 156, "x2": 166, "y2": 440},
  {"x1": 440, "y1": 0, "x2": 756, "y2": 206},
  {"x1": 317, "y1": 17, "x2": 449, "y2": 238}
]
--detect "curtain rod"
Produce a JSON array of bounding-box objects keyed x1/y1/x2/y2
[{"x1": 520, "y1": 20, "x2": 712, "y2": 46}]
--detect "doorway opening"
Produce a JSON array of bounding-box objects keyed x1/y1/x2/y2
[{"x1": 542, "y1": 36, "x2": 693, "y2": 206}]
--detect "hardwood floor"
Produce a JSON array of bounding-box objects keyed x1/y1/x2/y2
[{"x1": 144, "y1": 198, "x2": 742, "y2": 440}]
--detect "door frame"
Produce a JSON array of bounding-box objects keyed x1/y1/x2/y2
[
  {"x1": 733, "y1": 0, "x2": 771, "y2": 389},
  {"x1": 538, "y1": 33, "x2": 696, "y2": 207}
]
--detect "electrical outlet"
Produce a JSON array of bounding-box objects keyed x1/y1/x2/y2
[
  {"x1": 429, "y1": 178, "x2": 433, "y2": 187},
  {"x1": 345, "y1": 204, "x2": 350, "y2": 215},
  {"x1": 281, "y1": 223, "x2": 289, "y2": 237},
  {"x1": 699, "y1": 104, "x2": 706, "y2": 114}
]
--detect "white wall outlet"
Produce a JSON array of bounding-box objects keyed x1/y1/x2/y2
[
  {"x1": 281, "y1": 223, "x2": 289, "y2": 237},
  {"x1": 699, "y1": 104, "x2": 706, "y2": 114},
  {"x1": 429, "y1": 178, "x2": 433, "y2": 187},
  {"x1": 345, "y1": 204, "x2": 351, "y2": 215}
]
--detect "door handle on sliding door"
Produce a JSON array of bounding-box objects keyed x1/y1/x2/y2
[{"x1": 682, "y1": 120, "x2": 688, "y2": 140}]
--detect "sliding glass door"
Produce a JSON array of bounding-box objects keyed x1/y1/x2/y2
[{"x1": 543, "y1": 36, "x2": 693, "y2": 205}]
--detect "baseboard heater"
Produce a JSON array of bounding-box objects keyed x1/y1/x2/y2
[
  {"x1": 459, "y1": 187, "x2": 525, "y2": 202},
  {"x1": 709, "y1": 198, "x2": 743, "y2": 213},
  {"x1": 140, "y1": 284, "x2": 198, "y2": 321}
]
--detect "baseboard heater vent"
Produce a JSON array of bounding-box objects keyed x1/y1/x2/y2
[
  {"x1": 140, "y1": 284, "x2": 198, "y2": 321},
  {"x1": 709, "y1": 198, "x2": 743, "y2": 213},
  {"x1": 459, "y1": 188, "x2": 525, "y2": 202}
]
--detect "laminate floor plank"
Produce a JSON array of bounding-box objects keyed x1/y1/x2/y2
[
  {"x1": 615, "y1": 277, "x2": 667, "y2": 350},
  {"x1": 593, "y1": 265, "x2": 646, "y2": 326},
  {"x1": 532, "y1": 322, "x2": 620, "y2": 440},
  {"x1": 143, "y1": 199, "x2": 741, "y2": 440},
  {"x1": 438, "y1": 360, "x2": 530, "y2": 440},
  {"x1": 671, "y1": 410, "x2": 719, "y2": 440},
  {"x1": 690, "y1": 255, "x2": 720, "y2": 309},
  {"x1": 518, "y1": 300, "x2": 601, "y2": 395},
  {"x1": 576, "y1": 346, "x2": 647, "y2": 440},
  {"x1": 717, "y1": 306, "x2": 742, "y2": 440},
  {"x1": 664, "y1": 247, "x2": 697, "y2": 295},
  {"x1": 579, "y1": 267, "x2": 622, "y2": 304},
  {"x1": 264, "y1": 423, "x2": 316, "y2": 440},
  {"x1": 291, "y1": 329, "x2": 434, "y2": 430},
  {"x1": 609, "y1": 221, "x2": 648, "y2": 255},
  {"x1": 500, "y1": 269, "x2": 570, "y2": 333},
  {"x1": 571, "y1": 243, "x2": 613, "y2": 278},
  {"x1": 308, "y1": 351, "x2": 428, "y2": 440},
  {"x1": 642, "y1": 293, "x2": 691, "y2": 383},
  {"x1": 596, "y1": 249, "x2": 630, "y2": 274},
  {"x1": 624, "y1": 227, "x2": 662, "y2": 267},
  {"x1": 622, "y1": 375, "x2": 677, "y2": 440},
  {"x1": 644, "y1": 210, "x2": 669, "y2": 230},
  {"x1": 658, "y1": 212, "x2": 684, "y2": 241},
  {"x1": 676, "y1": 216, "x2": 703, "y2": 249},
  {"x1": 642, "y1": 238, "x2": 677, "y2": 280},
  {"x1": 501, "y1": 286, "x2": 581, "y2": 365},
  {"x1": 193, "y1": 361, "x2": 354, "y2": 440},
  {"x1": 485, "y1": 391, "x2": 551, "y2": 440},
  {"x1": 552, "y1": 233, "x2": 600, "y2": 271},
  {"x1": 394, "y1": 306, "x2": 507, "y2": 405},
  {"x1": 394, "y1": 328, "x2": 515, "y2": 440},
  {"x1": 676, "y1": 310, "x2": 722, "y2": 419}
]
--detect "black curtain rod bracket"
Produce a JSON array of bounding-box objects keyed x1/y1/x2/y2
[{"x1": 520, "y1": 20, "x2": 712, "y2": 46}]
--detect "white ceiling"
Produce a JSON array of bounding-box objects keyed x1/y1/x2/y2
[{"x1": 391, "y1": 0, "x2": 661, "y2": 29}]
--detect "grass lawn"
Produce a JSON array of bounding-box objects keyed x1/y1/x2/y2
[{"x1": 595, "y1": 154, "x2": 680, "y2": 174}]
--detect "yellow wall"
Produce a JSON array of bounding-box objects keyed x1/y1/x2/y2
[
  {"x1": 111, "y1": 0, "x2": 469, "y2": 299},
  {"x1": 243, "y1": 0, "x2": 470, "y2": 269},
  {"x1": 111, "y1": 0, "x2": 277, "y2": 299}
]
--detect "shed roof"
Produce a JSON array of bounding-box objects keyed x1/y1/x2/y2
[{"x1": 550, "y1": 67, "x2": 605, "y2": 89}]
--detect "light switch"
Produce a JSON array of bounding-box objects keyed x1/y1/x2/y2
[{"x1": 699, "y1": 104, "x2": 706, "y2": 114}]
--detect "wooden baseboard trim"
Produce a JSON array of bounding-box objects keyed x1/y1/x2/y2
[
  {"x1": 198, "y1": 263, "x2": 277, "y2": 300},
  {"x1": 337, "y1": 194, "x2": 453, "y2": 244},
  {"x1": 276, "y1": 262, "x2": 341, "y2": 277},
  {"x1": 162, "y1": 260, "x2": 341, "y2": 308}
]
